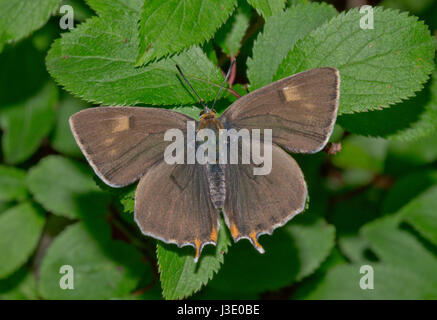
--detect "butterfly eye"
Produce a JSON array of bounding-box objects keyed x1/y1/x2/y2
[{"x1": 199, "y1": 110, "x2": 205, "y2": 116}]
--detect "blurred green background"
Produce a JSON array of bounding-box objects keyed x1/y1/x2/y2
[{"x1": 0, "y1": 0, "x2": 436, "y2": 300}]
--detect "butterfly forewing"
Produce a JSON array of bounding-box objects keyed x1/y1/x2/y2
[
  {"x1": 220, "y1": 68, "x2": 340, "y2": 153},
  {"x1": 69, "y1": 107, "x2": 193, "y2": 187}
]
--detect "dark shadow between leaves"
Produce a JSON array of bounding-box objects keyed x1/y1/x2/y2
[
  {"x1": 0, "y1": 41, "x2": 48, "y2": 107},
  {"x1": 208, "y1": 228, "x2": 300, "y2": 295},
  {"x1": 70, "y1": 192, "x2": 148, "y2": 282},
  {"x1": 0, "y1": 267, "x2": 29, "y2": 296},
  {"x1": 338, "y1": 78, "x2": 432, "y2": 138}
]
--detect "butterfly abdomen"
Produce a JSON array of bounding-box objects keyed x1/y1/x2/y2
[{"x1": 206, "y1": 164, "x2": 226, "y2": 209}]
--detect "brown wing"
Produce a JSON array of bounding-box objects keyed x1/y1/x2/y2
[
  {"x1": 70, "y1": 107, "x2": 193, "y2": 187},
  {"x1": 134, "y1": 162, "x2": 219, "y2": 262},
  {"x1": 223, "y1": 143, "x2": 307, "y2": 252},
  {"x1": 220, "y1": 68, "x2": 340, "y2": 153}
]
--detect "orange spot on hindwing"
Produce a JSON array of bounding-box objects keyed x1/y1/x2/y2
[
  {"x1": 250, "y1": 231, "x2": 265, "y2": 254},
  {"x1": 210, "y1": 227, "x2": 218, "y2": 242},
  {"x1": 194, "y1": 239, "x2": 201, "y2": 263},
  {"x1": 230, "y1": 223, "x2": 240, "y2": 239}
]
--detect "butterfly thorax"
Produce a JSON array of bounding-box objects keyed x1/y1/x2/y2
[
  {"x1": 198, "y1": 109, "x2": 224, "y2": 131},
  {"x1": 198, "y1": 110, "x2": 226, "y2": 209}
]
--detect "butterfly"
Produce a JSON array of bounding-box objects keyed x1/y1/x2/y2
[{"x1": 69, "y1": 64, "x2": 340, "y2": 262}]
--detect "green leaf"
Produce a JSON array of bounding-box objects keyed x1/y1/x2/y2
[
  {"x1": 338, "y1": 69, "x2": 437, "y2": 141},
  {"x1": 118, "y1": 185, "x2": 136, "y2": 215},
  {"x1": 85, "y1": 0, "x2": 143, "y2": 16},
  {"x1": 136, "y1": 0, "x2": 237, "y2": 66},
  {"x1": 291, "y1": 247, "x2": 348, "y2": 299},
  {"x1": 38, "y1": 221, "x2": 147, "y2": 299},
  {"x1": 0, "y1": 83, "x2": 58, "y2": 164},
  {"x1": 50, "y1": 95, "x2": 88, "y2": 158},
  {"x1": 331, "y1": 135, "x2": 388, "y2": 173},
  {"x1": 247, "y1": 0, "x2": 286, "y2": 19},
  {"x1": 173, "y1": 105, "x2": 202, "y2": 120},
  {"x1": 209, "y1": 216, "x2": 335, "y2": 294},
  {"x1": 46, "y1": 10, "x2": 226, "y2": 106},
  {"x1": 0, "y1": 165, "x2": 27, "y2": 202},
  {"x1": 338, "y1": 235, "x2": 372, "y2": 263},
  {"x1": 301, "y1": 263, "x2": 436, "y2": 299},
  {"x1": 0, "y1": 203, "x2": 46, "y2": 278},
  {"x1": 275, "y1": 7, "x2": 435, "y2": 114},
  {"x1": 27, "y1": 155, "x2": 110, "y2": 219},
  {"x1": 398, "y1": 185, "x2": 437, "y2": 246},
  {"x1": 288, "y1": 216, "x2": 336, "y2": 281},
  {"x1": 247, "y1": 2, "x2": 337, "y2": 90},
  {"x1": 0, "y1": 267, "x2": 38, "y2": 300},
  {"x1": 362, "y1": 216, "x2": 437, "y2": 285},
  {"x1": 157, "y1": 222, "x2": 231, "y2": 300},
  {"x1": 0, "y1": 0, "x2": 61, "y2": 52},
  {"x1": 215, "y1": 0, "x2": 251, "y2": 57}
]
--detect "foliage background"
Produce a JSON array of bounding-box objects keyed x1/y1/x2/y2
[{"x1": 0, "y1": 0, "x2": 436, "y2": 300}]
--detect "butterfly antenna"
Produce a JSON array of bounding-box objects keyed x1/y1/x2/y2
[
  {"x1": 175, "y1": 64, "x2": 209, "y2": 110},
  {"x1": 211, "y1": 59, "x2": 236, "y2": 110}
]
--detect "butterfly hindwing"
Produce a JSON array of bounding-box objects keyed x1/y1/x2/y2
[
  {"x1": 220, "y1": 68, "x2": 340, "y2": 154},
  {"x1": 134, "y1": 162, "x2": 219, "y2": 262},
  {"x1": 69, "y1": 107, "x2": 193, "y2": 187},
  {"x1": 223, "y1": 143, "x2": 307, "y2": 251}
]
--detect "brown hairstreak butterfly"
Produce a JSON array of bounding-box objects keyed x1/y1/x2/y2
[{"x1": 70, "y1": 63, "x2": 340, "y2": 262}]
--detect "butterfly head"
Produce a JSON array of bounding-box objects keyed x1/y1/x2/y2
[
  {"x1": 198, "y1": 107, "x2": 223, "y2": 131},
  {"x1": 199, "y1": 107, "x2": 217, "y2": 121}
]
